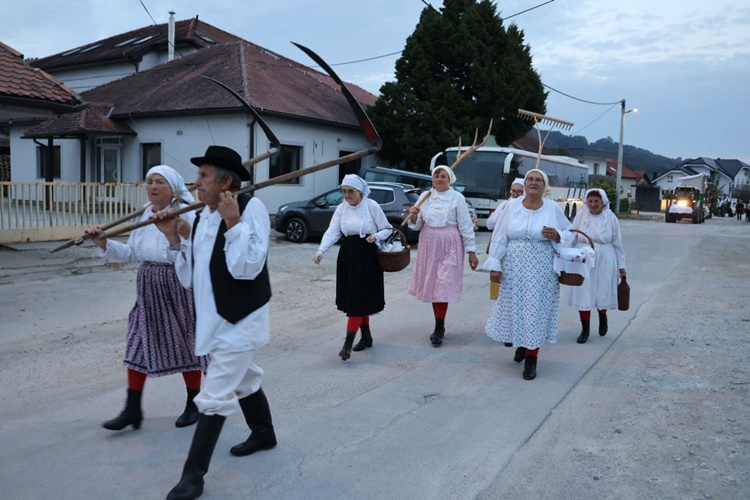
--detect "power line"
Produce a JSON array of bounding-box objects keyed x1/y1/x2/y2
[
  {"x1": 543, "y1": 83, "x2": 621, "y2": 106},
  {"x1": 138, "y1": 0, "x2": 157, "y2": 25}
]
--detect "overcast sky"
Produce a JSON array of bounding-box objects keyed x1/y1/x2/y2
[{"x1": 5, "y1": 0, "x2": 749, "y2": 164}]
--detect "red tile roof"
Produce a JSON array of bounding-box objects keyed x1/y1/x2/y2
[
  {"x1": 512, "y1": 132, "x2": 550, "y2": 154},
  {"x1": 23, "y1": 103, "x2": 136, "y2": 138},
  {"x1": 0, "y1": 41, "x2": 83, "y2": 109},
  {"x1": 80, "y1": 41, "x2": 377, "y2": 129},
  {"x1": 606, "y1": 160, "x2": 645, "y2": 180},
  {"x1": 30, "y1": 17, "x2": 244, "y2": 72}
]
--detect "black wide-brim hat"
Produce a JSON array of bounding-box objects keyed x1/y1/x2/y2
[{"x1": 190, "y1": 145, "x2": 250, "y2": 181}]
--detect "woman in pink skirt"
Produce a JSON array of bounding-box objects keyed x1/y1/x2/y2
[{"x1": 406, "y1": 165, "x2": 478, "y2": 346}]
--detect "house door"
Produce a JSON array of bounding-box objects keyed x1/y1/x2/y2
[{"x1": 96, "y1": 137, "x2": 122, "y2": 182}]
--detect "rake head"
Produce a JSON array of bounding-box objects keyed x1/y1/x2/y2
[{"x1": 517, "y1": 109, "x2": 574, "y2": 130}]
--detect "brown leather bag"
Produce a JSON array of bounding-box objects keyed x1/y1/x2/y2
[{"x1": 618, "y1": 276, "x2": 630, "y2": 311}]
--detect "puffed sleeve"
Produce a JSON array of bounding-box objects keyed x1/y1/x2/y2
[
  {"x1": 407, "y1": 191, "x2": 430, "y2": 231},
  {"x1": 611, "y1": 213, "x2": 626, "y2": 268},
  {"x1": 484, "y1": 200, "x2": 512, "y2": 271},
  {"x1": 455, "y1": 193, "x2": 477, "y2": 252},
  {"x1": 317, "y1": 204, "x2": 345, "y2": 254},
  {"x1": 369, "y1": 199, "x2": 393, "y2": 241},
  {"x1": 223, "y1": 197, "x2": 271, "y2": 280}
]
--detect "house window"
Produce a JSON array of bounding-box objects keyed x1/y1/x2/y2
[
  {"x1": 269, "y1": 145, "x2": 302, "y2": 184},
  {"x1": 667, "y1": 175, "x2": 673, "y2": 182},
  {"x1": 593, "y1": 162, "x2": 600, "y2": 175},
  {"x1": 142, "y1": 143, "x2": 162, "y2": 179},
  {"x1": 37, "y1": 145, "x2": 61, "y2": 179}
]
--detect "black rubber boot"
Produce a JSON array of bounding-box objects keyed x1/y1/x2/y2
[
  {"x1": 230, "y1": 387, "x2": 277, "y2": 457},
  {"x1": 599, "y1": 312, "x2": 608, "y2": 336},
  {"x1": 352, "y1": 324, "x2": 373, "y2": 351},
  {"x1": 339, "y1": 331, "x2": 356, "y2": 360},
  {"x1": 577, "y1": 319, "x2": 590, "y2": 344},
  {"x1": 166, "y1": 414, "x2": 225, "y2": 500},
  {"x1": 504, "y1": 342, "x2": 513, "y2": 347},
  {"x1": 430, "y1": 318, "x2": 445, "y2": 347},
  {"x1": 523, "y1": 356, "x2": 538, "y2": 380},
  {"x1": 102, "y1": 388, "x2": 143, "y2": 431},
  {"x1": 175, "y1": 387, "x2": 200, "y2": 428},
  {"x1": 513, "y1": 347, "x2": 526, "y2": 363}
]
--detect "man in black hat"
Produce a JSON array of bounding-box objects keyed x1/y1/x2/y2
[{"x1": 156, "y1": 145, "x2": 277, "y2": 500}]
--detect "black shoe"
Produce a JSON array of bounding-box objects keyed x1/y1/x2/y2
[
  {"x1": 339, "y1": 331, "x2": 356, "y2": 360},
  {"x1": 598, "y1": 313, "x2": 608, "y2": 336},
  {"x1": 352, "y1": 324, "x2": 373, "y2": 351},
  {"x1": 513, "y1": 347, "x2": 526, "y2": 363},
  {"x1": 230, "y1": 429, "x2": 277, "y2": 456},
  {"x1": 231, "y1": 388, "x2": 277, "y2": 457},
  {"x1": 167, "y1": 414, "x2": 225, "y2": 500},
  {"x1": 523, "y1": 356, "x2": 537, "y2": 380},
  {"x1": 175, "y1": 388, "x2": 200, "y2": 428},
  {"x1": 577, "y1": 319, "x2": 590, "y2": 344},
  {"x1": 102, "y1": 388, "x2": 143, "y2": 431},
  {"x1": 504, "y1": 342, "x2": 513, "y2": 347},
  {"x1": 430, "y1": 318, "x2": 445, "y2": 347}
]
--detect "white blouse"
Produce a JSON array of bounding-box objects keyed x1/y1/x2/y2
[
  {"x1": 99, "y1": 205, "x2": 196, "y2": 263},
  {"x1": 317, "y1": 198, "x2": 392, "y2": 255},
  {"x1": 407, "y1": 188, "x2": 477, "y2": 253},
  {"x1": 572, "y1": 209, "x2": 626, "y2": 269}
]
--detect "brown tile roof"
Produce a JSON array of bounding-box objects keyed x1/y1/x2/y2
[
  {"x1": 23, "y1": 103, "x2": 136, "y2": 138},
  {"x1": 80, "y1": 41, "x2": 377, "y2": 129},
  {"x1": 512, "y1": 132, "x2": 550, "y2": 154},
  {"x1": 30, "y1": 17, "x2": 244, "y2": 72},
  {"x1": 0, "y1": 41, "x2": 83, "y2": 109}
]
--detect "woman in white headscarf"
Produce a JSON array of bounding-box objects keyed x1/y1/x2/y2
[
  {"x1": 484, "y1": 169, "x2": 574, "y2": 380},
  {"x1": 486, "y1": 177, "x2": 525, "y2": 231},
  {"x1": 406, "y1": 165, "x2": 478, "y2": 347},
  {"x1": 314, "y1": 174, "x2": 392, "y2": 361},
  {"x1": 87, "y1": 165, "x2": 207, "y2": 431},
  {"x1": 566, "y1": 188, "x2": 627, "y2": 343}
]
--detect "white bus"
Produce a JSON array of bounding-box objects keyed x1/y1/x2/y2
[{"x1": 429, "y1": 146, "x2": 589, "y2": 228}]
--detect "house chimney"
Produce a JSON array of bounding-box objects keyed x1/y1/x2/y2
[{"x1": 168, "y1": 11, "x2": 175, "y2": 62}]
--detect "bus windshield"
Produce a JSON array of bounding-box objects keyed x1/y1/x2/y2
[{"x1": 443, "y1": 150, "x2": 509, "y2": 199}]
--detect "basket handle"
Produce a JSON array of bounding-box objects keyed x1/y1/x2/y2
[
  {"x1": 383, "y1": 225, "x2": 410, "y2": 249},
  {"x1": 569, "y1": 228, "x2": 594, "y2": 250}
]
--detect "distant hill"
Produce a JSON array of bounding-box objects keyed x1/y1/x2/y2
[{"x1": 531, "y1": 130, "x2": 681, "y2": 178}]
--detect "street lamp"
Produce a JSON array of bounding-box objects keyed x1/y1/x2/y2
[{"x1": 615, "y1": 99, "x2": 637, "y2": 213}]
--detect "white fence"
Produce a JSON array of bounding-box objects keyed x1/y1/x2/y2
[{"x1": 0, "y1": 182, "x2": 147, "y2": 244}]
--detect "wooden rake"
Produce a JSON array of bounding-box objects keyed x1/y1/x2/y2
[
  {"x1": 517, "y1": 109, "x2": 574, "y2": 169},
  {"x1": 401, "y1": 120, "x2": 493, "y2": 226}
]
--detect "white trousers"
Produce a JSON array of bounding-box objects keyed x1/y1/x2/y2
[{"x1": 194, "y1": 349, "x2": 264, "y2": 417}]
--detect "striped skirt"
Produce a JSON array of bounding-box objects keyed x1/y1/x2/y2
[
  {"x1": 409, "y1": 224, "x2": 465, "y2": 303},
  {"x1": 124, "y1": 261, "x2": 208, "y2": 377}
]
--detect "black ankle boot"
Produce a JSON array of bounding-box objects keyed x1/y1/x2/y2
[
  {"x1": 230, "y1": 388, "x2": 277, "y2": 457},
  {"x1": 102, "y1": 388, "x2": 143, "y2": 431},
  {"x1": 175, "y1": 387, "x2": 200, "y2": 428},
  {"x1": 339, "y1": 331, "x2": 356, "y2": 360},
  {"x1": 599, "y1": 313, "x2": 608, "y2": 336},
  {"x1": 577, "y1": 319, "x2": 590, "y2": 344},
  {"x1": 430, "y1": 318, "x2": 445, "y2": 346},
  {"x1": 167, "y1": 414, "x2": 225, "y2": 500},
  {"x1": 523, "y1": 356, "x2": 537, "y2": 380},
  {"x1": 513, "y1": 347, "x2": 526, "y2": 363},
  {"x1": 352, "y1": 324, "x2": 373, "y2": 351}
]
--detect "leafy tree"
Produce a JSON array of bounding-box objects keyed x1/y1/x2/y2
[{"x1": 369, "y1": 0, "x2": 546, "y2": 171}]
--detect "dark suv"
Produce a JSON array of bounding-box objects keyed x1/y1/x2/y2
[{"x1": 274, "y1": 182, "x2": 421, "y2": 243}]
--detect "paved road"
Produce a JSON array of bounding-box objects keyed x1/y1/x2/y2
[{"x1": 0, "y1": 217, "x2": 747, "y2": 499}]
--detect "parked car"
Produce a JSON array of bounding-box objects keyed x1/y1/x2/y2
[
  {"x1": 275, "y1": 182, "x2": 421, "y2": 243},
  {"x1": 358, "y1": 166, "x2": 433, "y2": 190}
]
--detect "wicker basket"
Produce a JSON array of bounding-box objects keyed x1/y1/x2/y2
[
  {"x1": 376, "y1": 226, "x2": 411, "y2": 272},
  {"x1": 558, "y1": 229, "x2": 594, "y2": 286}
]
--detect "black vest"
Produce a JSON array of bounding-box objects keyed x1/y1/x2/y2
[{"x1": 192, "y1": 194, "x2": 272, "y2": 324}]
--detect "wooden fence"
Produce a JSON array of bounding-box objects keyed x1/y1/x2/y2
[{"x1": 0, "y1": 181, "x2": 147, "y2": 244}]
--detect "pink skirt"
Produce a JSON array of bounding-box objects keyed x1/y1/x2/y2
[{"x1": 409, "y1": 224, "x2": 465, "y2": 303}]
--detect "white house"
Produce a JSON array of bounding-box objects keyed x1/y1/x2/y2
[{"x1": 8, "y1": 16, "x2": 380, "y2": 214}]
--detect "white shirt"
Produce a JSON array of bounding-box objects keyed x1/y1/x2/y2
[
  {"x1": 175, "y1": 197, "x2": 271, "y2": 355},
  {"x1": 317, "y1": 198, "x2": 392, "y2": 255},
  {"x1": 407, "y1": 188, "x2": 477, "y2": 253},
  {"x1": 100, "y1": 205, "x2": 195, "y2": 263}
]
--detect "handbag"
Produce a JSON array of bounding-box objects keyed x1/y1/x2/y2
[{"x1": 618, "y1": 276, "x2": 630, "y2": 311}]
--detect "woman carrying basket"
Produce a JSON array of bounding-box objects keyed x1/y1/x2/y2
[
  {"x1": 484, "y1": 169, "x2": 574, "y2": 380},
  {"x1": 566, "y1": 188, "x2": 627, "y2": 343},
  {"x1": 406, "y1": 165, "x2": 478, "y2": 347},
  {"x1": 313, "y1": 174, "x2": 392, "y2": 360}
]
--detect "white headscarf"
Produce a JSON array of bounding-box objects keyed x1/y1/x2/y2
[
  {"x1": 524, "y1": 169, "x2": 552, "y2": 198},
  {"x1": 146, "y1": 165, "x2": 195, "y2": 204},
  {"x1": 430, "y1": 164, "x2": 457, "y2": 185},
  {"x1": 512, "y1": 177, "x2": 525, "y2": 187},
  {"x1": 582, "y1": 188, "x2": 610, "y2": 213},
  {"x1": 340, "y1": 174, "x2": 371, "y2": 198}
]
